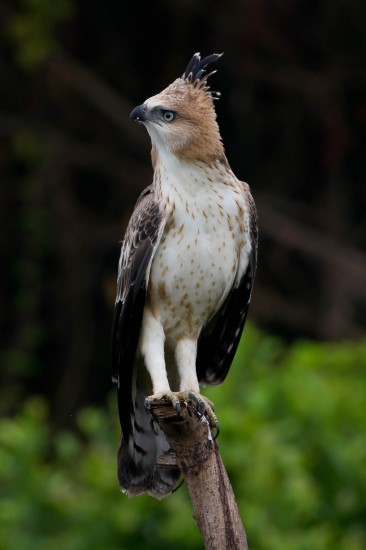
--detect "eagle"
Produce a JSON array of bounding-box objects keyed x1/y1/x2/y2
[{"x1": 112, "y1": 53, "x2": 257, "y2": 499}]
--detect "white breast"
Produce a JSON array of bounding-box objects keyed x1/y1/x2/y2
[{"x1": 147, "y1": 159, "x2": 250, "y2": 344}]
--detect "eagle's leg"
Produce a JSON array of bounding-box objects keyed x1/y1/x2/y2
[
  {"x1": 145, "y1": 338, "x2": 219, "y2": 432},
  {"x1": 140, "y1": 309, "x2": 171, "y2": 394},
  {"x1": 175, "y1": 338, "x2": 219, "y2": 430},
  {"x1": 141, "y1": 311, "x2": 186, "y2": 418}
]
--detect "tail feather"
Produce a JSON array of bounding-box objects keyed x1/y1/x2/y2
[{"x1": 117, "y1": 370, "x2": 180, "y2": 499}]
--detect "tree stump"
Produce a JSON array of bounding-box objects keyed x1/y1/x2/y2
[{"x1": 149, "y1": 397, "x2": 249, "y2": 550}]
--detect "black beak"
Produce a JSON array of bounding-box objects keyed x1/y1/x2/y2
[{"x1": 130, "y1": 104, "x2": 146, "y2": 122}]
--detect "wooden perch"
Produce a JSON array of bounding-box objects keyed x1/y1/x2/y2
[{"x1": 149, "y1": 398, "x2": 249, "y2": 550}]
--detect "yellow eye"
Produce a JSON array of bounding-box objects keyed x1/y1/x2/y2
[{"x1": 163, "y1": 110, "x2": 176, "y2": 122}]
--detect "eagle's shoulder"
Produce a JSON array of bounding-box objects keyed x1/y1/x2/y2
[{"x1": 116, "y1": 185, "x2": 163, "y2": 303}]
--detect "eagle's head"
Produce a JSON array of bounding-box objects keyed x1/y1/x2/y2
[{"x1": 130, "y1": 53, "x2": 225, "y2": 164}]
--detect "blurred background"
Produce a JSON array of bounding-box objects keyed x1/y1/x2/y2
[{"x1": 0, "y1": 1, "x2": 365, "y2": 549}]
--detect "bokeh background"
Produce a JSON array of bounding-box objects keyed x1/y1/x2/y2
[{"x1": 1, "y1": 1, "x2": 365, "y2": 549}]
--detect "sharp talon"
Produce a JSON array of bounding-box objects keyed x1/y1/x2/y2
[
  {"x1": 175, "y1": 401, "x2": 181, "y2": 415},
  {"x1": 188, "y1": 392, "x2": 199, "y2": 407},
  {"x1": 144, "y1": 398, "x2": 150, "y2": 411},
  {"x1": 214, "y1": 421, "x2": 220, "y2": 440},
  {"x1": 188, "y1": 393, "x2": 206, "y2": 418},
  {"x1": 187, "y1": 392, "x2": 213, "y2": 419}
]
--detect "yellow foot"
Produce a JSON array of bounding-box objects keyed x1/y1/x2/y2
[{"x1": 145, "y1": 391, "x2": 220, "y2": 437}]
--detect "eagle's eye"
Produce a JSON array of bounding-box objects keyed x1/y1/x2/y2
[{"x1": 162, "y1": 110, "x2": 176, "y2": 122}]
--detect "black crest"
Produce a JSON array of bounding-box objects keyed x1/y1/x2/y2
[{"x1": 182, "y1": 52, "x2": 223, "y2": 99}]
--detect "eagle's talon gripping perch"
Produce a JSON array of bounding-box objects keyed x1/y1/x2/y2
[
  {"x1": 185, "y1": 392, "x2": 218, "y2": 434},
  {"x1": 213, "y1": 421, "x2": 220, "y2": 440},
  {"x1": 188, "y1": 392, "x2": 206, "y2": 416},
  {"x1": 144, "y1": 391, "x2": 186, "y2": 419}
]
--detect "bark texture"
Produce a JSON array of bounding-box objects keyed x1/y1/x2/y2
[{"x1": 150, "y1": 398, "x2": 249, "y2": 550}]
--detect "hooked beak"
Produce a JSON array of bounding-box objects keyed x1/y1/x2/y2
[{"x1": 130, "y1": 104, "x2": 147, "y2": 122}]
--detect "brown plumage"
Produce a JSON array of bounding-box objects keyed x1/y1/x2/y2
[{"x1": 112, "y1": 53, "x2": 257, "y2": 499}]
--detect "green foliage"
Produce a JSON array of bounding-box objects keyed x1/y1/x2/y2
[
  {"x1": 5, "y1": 0, "x2": 75, "y2": 69},
  {"x1": 206, "y1": 329, "x2": 366, "y2": 549},
  {"x1": 0, "y1": 327, "x2": 365, "y2": 549}
]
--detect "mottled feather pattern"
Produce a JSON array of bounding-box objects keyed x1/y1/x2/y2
[{"x1": 115, "y1": 185, "x2": 163, "y2": 305}]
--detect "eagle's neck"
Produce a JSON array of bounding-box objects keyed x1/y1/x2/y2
[
  {"x1": 153, "y1": 148, "x2": 228, "y2": 194},
  {"x1": 152, "y1": 145, "x2": 239, "y2": 232}
]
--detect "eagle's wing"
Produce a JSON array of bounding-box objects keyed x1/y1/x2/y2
[
  {"x1": 196, "y1": 189, "x2": 258, "y2": 386},
  {"x1": 113, "y1": 186, "x2": 181, "y2": 498},
  {"x1": 112, "y1": 185, "x2": 165, "y2": 437}
]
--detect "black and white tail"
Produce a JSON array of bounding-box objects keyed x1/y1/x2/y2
[{"x1": 117, "y1": 366, "x2": 180, "y2": 499}]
